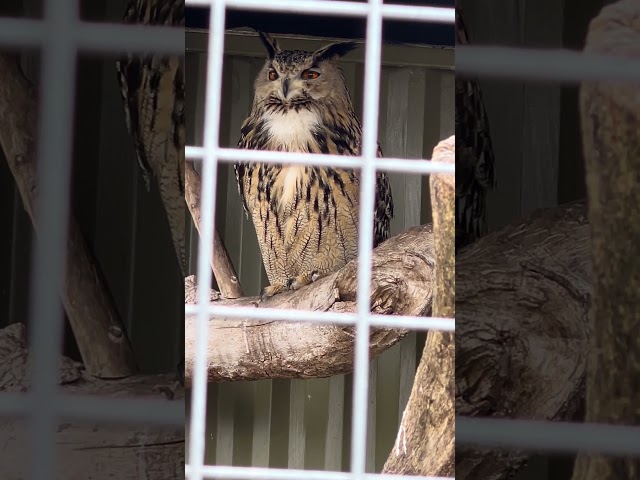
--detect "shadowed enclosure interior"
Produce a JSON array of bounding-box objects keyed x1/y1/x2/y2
[
  {"x1": 0, "y1": 0, "x2": 184, "y2": 479},
  {"x1": 458, "y1": 0, "x2": 640, "y2": 479}
]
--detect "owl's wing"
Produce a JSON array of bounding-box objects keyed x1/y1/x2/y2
[
  {"x1": 455, "y1": 7, "x2": 496, "y2": 251},
  {"x1": 116, "y1": 0, "x2": 184, "y2": 189},
  {"x1": 234, "y1": 117, "x2": 258, "y2": 218},
  {"x1": 373, "y1": 143, "x2": 394, "y2": 247},
  {"x1": 115, "y1": 0, "x2": 186, "y2": 274}
]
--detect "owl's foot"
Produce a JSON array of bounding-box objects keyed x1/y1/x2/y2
[
  {"x1": 259, "y1": 271, "x2": 322, "y2": 302},
  {"x1": 259, "y1": 284, "x2": 287, "y2": 302},
  {"x1": 286, "y1": 270, "x2": 321, "y2": 291}
]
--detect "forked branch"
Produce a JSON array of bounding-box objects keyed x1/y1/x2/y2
[
  {"x1": 185, "y1": 162, "x2": 244, "y2": 298},
  {"x1": 183, "y1": 223, "x2": 435, "y2": 385}
]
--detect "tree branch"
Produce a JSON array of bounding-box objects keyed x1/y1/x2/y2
[
  {"x1": 0, "y1": 323, "x2": 182, "y2": 480},
  {"x1": 383, "y1": 135, "x2": 455, "y2": 477},
  {"x1": 456, "y1": 200, "x2": 590, "y2": 479},
  {"x1": 0, "y1": 53, "x2": 137, "y2": 378},
  {"x1": 574, "y1": 1, "x2": 640, "y2": 478},
  {"x1": 183, "y1": 224, "x2": 435, "y2": 386},
  {"x1": 185, "y1": 162, "x2": 243, "y2": 298}
]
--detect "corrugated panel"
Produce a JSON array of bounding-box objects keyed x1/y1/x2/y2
[{"x1": 186, "y1": 30, "x2": 453, "y2": 471}]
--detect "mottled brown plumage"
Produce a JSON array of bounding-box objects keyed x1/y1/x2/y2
[
  {"x1": 456, "y1": 7, "x2": 496, "y2": 251},
  {"x1": 116, "y1": 0, "x2": 186, "y2": 275},
  {"x1": 235, "y1": 32, "x2": 393, "y2": 299}
]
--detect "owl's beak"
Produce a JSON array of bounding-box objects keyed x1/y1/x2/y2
[{"x1": 282, "y1": 78, "x2": 290, "y2": 98}]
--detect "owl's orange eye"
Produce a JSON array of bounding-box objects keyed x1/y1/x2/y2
[
  {"x1": 268, "y1": 69, "x2": 278, "y2": 81},
  {"x1": 301, "y1": 69, "x2": 320, "y2": 80}
]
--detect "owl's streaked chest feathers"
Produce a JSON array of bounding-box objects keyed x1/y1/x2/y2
[
  {"x1": 273, "y1": 165, "x2": 305, "y2": 214},
  {"x1": 263, "y1": 109, "x2": 320, "y2": 151}
]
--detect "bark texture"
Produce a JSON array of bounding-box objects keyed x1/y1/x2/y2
[
  {"x1": 185, "y1": 162, "x2": 243, "y2": 298},
  {"x1": 574, "y1": 1, "x2": 640, "y2": 478},
  {"x1": 383, "y1": 135, "x2": 455, "y2": 477},
  {"x1": 456, "y1": 200, "x2": 591, "y2": 479},
  {"x1": 184, "y1": 224, "x2": 435, "y2": 385},
  {"x1": 0, "y1": 53, "x2": 137, "y2": 378},
  {"x1": 0, "y1": 323, "x2": 183, "y2": 480}
]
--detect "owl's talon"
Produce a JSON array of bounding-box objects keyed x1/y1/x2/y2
[
  {"x1": 288, "y1": 271, "x2": 321, "y2": 291},
  {"x1": 260, "y1": 284, "x2": 286, "y2": 302}
]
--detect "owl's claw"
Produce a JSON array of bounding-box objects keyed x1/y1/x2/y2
[
  {"x1": 260, "y1": 271, "x2": 323, "y2": 302},
  {"x1": 287, "y1": 270, "x2": 321, "y2": 291},
  {"x1": 259, "y1": 284, "x2": 286, "y2": 302}
]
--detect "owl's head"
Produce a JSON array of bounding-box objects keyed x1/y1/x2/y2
[{"x1": 253, "y1": 31, "x2": 357, "y2": 110}]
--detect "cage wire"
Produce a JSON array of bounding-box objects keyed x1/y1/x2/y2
[
  {"x1": 4, "y1": 0, "x2": 639, "y2": 479},
  {"x1": 0, "y1": 1, "x2": 183, "y2": 480},
  {"x1": 185, "y1": 1, "x2": 454, "y2": 480}
]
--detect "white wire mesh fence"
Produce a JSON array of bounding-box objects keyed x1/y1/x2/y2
[
  {"x1": 0, "y1": 2, "x2": 183, "y2": 480},
  {"x1": 184, "y1": 1, "x2": 454, "y2": 480},
  {"x1": 3, "y1": 0, "x2": 638, "y2": 479}
]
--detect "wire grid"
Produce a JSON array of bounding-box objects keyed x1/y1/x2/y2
[
  {"x1": 3, "y1": 0, "x2": 637, "y2": 479},
  {"x1": 185, "y1": 1, "x2": 454, "y2": 480},
  {"x1": 0, "y1": 1, "x2": 183, "y2": 479}
]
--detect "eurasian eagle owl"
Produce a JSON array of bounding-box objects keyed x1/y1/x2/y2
[{"x1": 235, "y1": 32, "x2": 394, "y2": 299}]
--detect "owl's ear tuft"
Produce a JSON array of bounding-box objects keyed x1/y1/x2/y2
[
  {"x1": 257, "y1": 31, "x2": 280, "y2": 59},
  {"x1": 313, "y1": 41, "x2": 358, "y2": 62}
]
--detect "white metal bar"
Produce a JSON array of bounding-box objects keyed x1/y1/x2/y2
[
  {"x1": 457, "y1": 416, "x2": 640, "y2": 456},
  {"x1": 191, "y1": 0, "x2": 369, "y2": 16},
  {"x1": 186, "y1": 304, "x2": 358, "y2": 325},
  {"x1": 75, "y1": 23, "x2": 184, "y2": 54},
  {"x1": 189, "y1": 465, "x2": 454, "y2": 480},
  {"x1": 186, "y1": 146, "x2": 456, "y2": 175},
  {"x1": 0, "y1": 393, "x2": 182, "y2": 426},
  {"x1": 0, "y1": 18, "x2": 44, "y2": 46},
  {"x1": 56, "y1": 395, "x2": 184, "y2": 427},
  {"x1": 380, "y1": 4, "x2": 453, "y2": 23},
  {"x1": 185, "y1": 304, "x2": 455, "y2": 332},
  {"x1": 0, "y1": 393, "x2": 29, "y2": 417},
  {"x1": 187, "y1": 2, "x2": 226, "y2": 480},
  {"x1": 369, "y1": 314, "x2": 455, "y2": 332},
  {"x1": 457, "y1": 46, "x2": 640, "y2": 84},
  {"x1": 351, "y1": 0, "x2": 383, "y2": 477},
  {"x1": 187, "y1": 0, "x2": 454, "y2": 25},
  {"x1": 28, "y1": 1, "x2": 78, "y2": 479},
  {"x1": 0, "y1": 18, "x2": 183, "y2": 53}
]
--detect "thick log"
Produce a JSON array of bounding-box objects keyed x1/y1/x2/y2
[
  {"x1": 574, "y1": 1, "x2": 640, "y2": 478},
  {"x1": 0, "y1": 53, "x2": 137, "y2": 378},
  {"x1": 184, "y1": 224, "x2": 435, "y2": 385},
  {"x1": 456, "y1": 200, "x2": 591, "y2": 479},
  {"x1": 0, "y1": 323, "x2": 183, "y2": 480},
  {"x1": 383, "y1": 135, "x2": 455, "y2": 477}
]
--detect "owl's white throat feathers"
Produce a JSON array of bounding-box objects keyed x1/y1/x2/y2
[
  {"x1": 263, "y1": 109, "x2": 320, "y2": 152},
  {"x1": 262, "y1": 109, "x2": 320, "y2": 214}
]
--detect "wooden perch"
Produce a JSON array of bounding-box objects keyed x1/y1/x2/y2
[
  {"x1": 184, "y1": 223, "x2": 435, "y2": 386},
  {"x1": 0, "y1": 323, "x2": 183, "y2": 480},
  {"x1": 574, "y1": 1, "x2": 640, "y2": 478},
  {"x1": 456, "y1": 200, "x2": 591, "y2": 479},
  {"x1": 185, "y1": 162, "x2": 243, "y2": 298},
  {"x1": 0, "y1": 53, "x2": 136, "y2": 378},
  {"x1": 384, "y1": 135, "x2": 455, "y2": 477}
]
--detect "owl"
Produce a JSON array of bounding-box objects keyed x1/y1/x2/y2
[
  {"x1": 235, "y1": 32, "x2": 394, "y2": 300},
  {"x1": 116, "y1": 0, "x2": 186, "y2": 276},
  {"x1": 455, "y1": 6, "x2": 496, "y2": 251}
]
